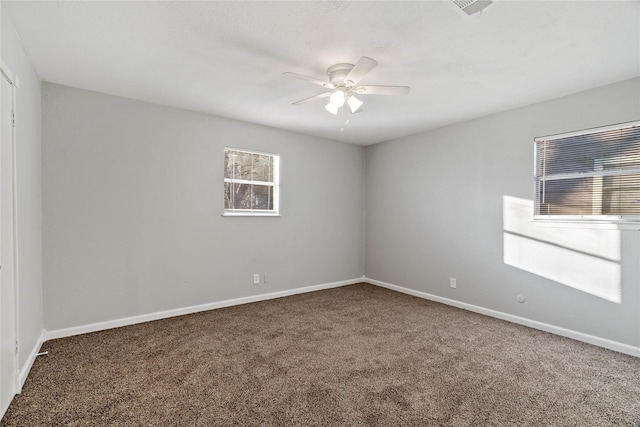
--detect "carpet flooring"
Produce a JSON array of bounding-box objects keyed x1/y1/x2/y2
[{"x1": 2, "y1": 283, "x2": 640, "y2": 426}]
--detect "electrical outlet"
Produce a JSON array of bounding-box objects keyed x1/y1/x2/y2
[
  {"x1": 253, "y1": 274, "x2": 260, "y2": 285},
  {"x1": 263, "y1": 274, "x2": 269, "y2": 283},
  {"x1": 450, "y1": 278, "x2": 457, "y2": 288}
]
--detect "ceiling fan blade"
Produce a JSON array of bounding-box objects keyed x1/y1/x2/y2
[
  {"x1": 292, "y1": 92, "x2": 332, "y2": 105},
  {"x1": 353, "y1": 85, "x2": 410, "y2": 96},
  {"x1": 282, "y1": 72, "x2": 335, "y2": 89},
  {"x1": 344, "y1": 56, "x2": 378, "y2": 86}
]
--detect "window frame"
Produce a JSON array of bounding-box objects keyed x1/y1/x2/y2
[
  {"x1": 533, "y1": 121, "x2": 640, "y2": 225},
  {"x1": 222, "y1": 147, "x2": 280, "y2": 217}
]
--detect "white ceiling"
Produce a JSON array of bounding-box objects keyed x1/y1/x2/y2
[{"x1": 3, "y1": 1, "x2": 639, "y2": 145}]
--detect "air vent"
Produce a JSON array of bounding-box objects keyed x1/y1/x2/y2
[{"x1": 452, "y1": 0, "x2": 493, "y2": 15}]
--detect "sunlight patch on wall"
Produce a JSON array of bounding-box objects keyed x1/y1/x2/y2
[{"x1": 503, "y1": 196, "x2": 621, "y2": 303}]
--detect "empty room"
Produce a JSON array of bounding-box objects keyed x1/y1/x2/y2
[{"x1": 1, "y1": 1, "x2": 639, "y2": 425}]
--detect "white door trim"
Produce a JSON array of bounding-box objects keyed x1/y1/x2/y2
[{"x1": 0, "y1": 58, "x2": 20, "y2": 412}]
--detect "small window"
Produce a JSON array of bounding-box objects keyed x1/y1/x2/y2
[
  {"x1": 223, "y1": 148, "x2": 279, "y2": 216},
  {"x1": 534, "y1": 121, "x2": 640, "y2": 222}
]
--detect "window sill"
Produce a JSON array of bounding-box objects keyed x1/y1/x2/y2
[
  {"x1": 222, "y1": 211, "x2": 280, "y2": 217},
  {"x1": 532, "y1": 218, "x2": 640, "y2": 230}
]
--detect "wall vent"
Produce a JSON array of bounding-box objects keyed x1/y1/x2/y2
[{"x1": 452, "y1": 0, "x2": 493, "y2": 16}]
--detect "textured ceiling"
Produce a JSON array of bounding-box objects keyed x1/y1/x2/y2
[{"x1": 3, "y1": 1, "x2": 639, "y2": 145}]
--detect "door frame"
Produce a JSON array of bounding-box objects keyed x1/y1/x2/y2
[{"x1": 0, "y1": 58, "x2": 20, "y2": 404}]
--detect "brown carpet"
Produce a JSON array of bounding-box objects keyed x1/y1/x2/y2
[{"x1": 2, "y1": 283, "x2": 640, "y2": 426}]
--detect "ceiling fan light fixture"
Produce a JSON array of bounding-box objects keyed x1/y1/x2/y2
[
  {"x1": 329, "y1": 89, "x2": 346, "y2": 107},
  {"x1": 284, "y1": 56, "x2": 410, "y2": 116},
  {"x1": 347, "y1": 95, "x2": 363, "y2": 113},
  {"x1": 325, "y1": 102, "x2": 340, "y2": 115}
]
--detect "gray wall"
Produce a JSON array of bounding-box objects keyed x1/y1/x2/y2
[
  {"x1": 1, "y1": 14, "x2": 43, "y2": 372},
  {"x1": 42, "y1": 83, "x2": 365, "y2": 331},
  {"x1": 365, "y1": 78, "x2": 640, "y2": 347},
  {"x1": 38, "y1": 76, "x2": 640, "y2": 347}
]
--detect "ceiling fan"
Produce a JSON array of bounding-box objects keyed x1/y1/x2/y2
[{"x1": 283, "y1": 56, "x2": 410, "y2": 115}]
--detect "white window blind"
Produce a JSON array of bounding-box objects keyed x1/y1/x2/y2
[
  {"x1": 534, "y1": 121, "x2": 640, "y2": 221},
  {"x1": 224, "y1": 148, "x2": 279, "y2": 216}
]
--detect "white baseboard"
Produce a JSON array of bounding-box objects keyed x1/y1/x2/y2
[
  {"x1": 45, "y1": 277, "x2": 366, "y2": 341},
  {"x1": 41, "y1": 274, "x2": 639, "y2": 358},
  {"x1": 365, "y1": 277, "x2": 640, "y2": 358},
  {"x1": 18, "y1": 329, "x2": 45, "y2": 392}
]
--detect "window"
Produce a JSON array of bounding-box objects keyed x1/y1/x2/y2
[
  {"x1": 223, "y1": 148, "x2": 279, "y2": 216},
  {"x1": 534, "y1": 121, "x2": 640, "y2": 222}
]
